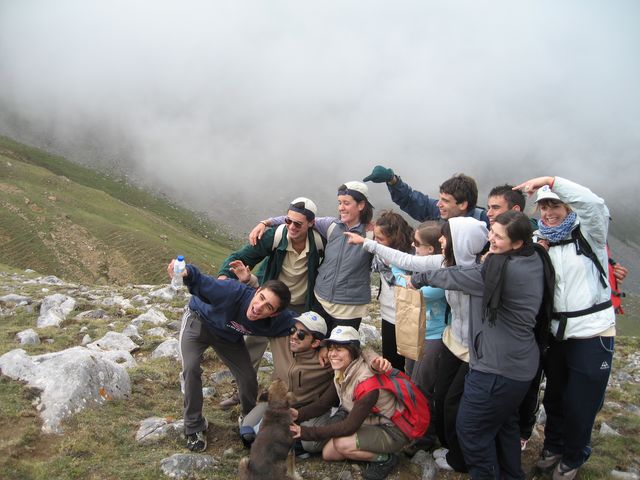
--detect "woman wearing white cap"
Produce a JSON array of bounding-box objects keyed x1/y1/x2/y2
[
  {"x1": 290, "y1": 326, "x2": 410, "y2": 480},
  {"x1": 513, "y1": 176, "x2": 615, "y2": 480},
  {"x1": 250, "y1": 181, "x2": 375, "y2": 331}
]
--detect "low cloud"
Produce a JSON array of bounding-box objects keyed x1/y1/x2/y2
[{"x1": 1, "y1": 0, "x2": 639, "y2": 230}]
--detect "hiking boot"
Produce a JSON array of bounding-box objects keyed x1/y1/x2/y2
[
  {"x1": 553, "y1": 462, "x2": 579, "y2": 480},
  {"x1": 186, "y1": 419, "x2": 208, "y2": 453},
  {"x1": 536, "y1": 449, "x2": 562, "y2": 470},
  {"x1": 435, "y1": 456, "x2": 454, "y2": 471},
  {"x1": 219, "y1": 392, "x2": 240, "y2": 409},
  {"x1": 362, "y1": 454, "x2": 399, "y2": 480}
]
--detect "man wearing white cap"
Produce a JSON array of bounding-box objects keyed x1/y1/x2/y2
[{"x1": 217, "y1": 197, "x2": 325, "y2": 408}]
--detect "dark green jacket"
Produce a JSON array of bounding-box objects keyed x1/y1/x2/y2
[{"x1": 217, "y1": 226, "x2": 324, "y2": 310}]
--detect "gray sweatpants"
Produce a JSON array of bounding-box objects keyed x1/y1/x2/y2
[{"x1": 179, "y1": 308, "x2": 257, "y2": 434}]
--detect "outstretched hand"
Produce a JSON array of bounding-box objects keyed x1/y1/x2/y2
[
  {"x1": 229, "y1": 260, "x2": 251, "y2": 283},
  {"x1": 344, "y1": 232, "x2": 365, "y2": 245},
  {"x1": 363, "y1": 165, "x2": 395, "y2": 183},
  {"x1": 513, "y1": 176, "x2": 555, "y2": 197}
]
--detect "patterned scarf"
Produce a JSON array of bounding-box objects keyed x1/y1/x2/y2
[{"x1": 538, "y1": 211, "x2": 577, "y2": 243}]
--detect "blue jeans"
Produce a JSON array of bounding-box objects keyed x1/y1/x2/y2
[
  {"x1": 542, "y1": 336, "x2": 614, "y2": 469},
  {"x1": 457, "y1": 370, "x2": 530, "y2": 480}
]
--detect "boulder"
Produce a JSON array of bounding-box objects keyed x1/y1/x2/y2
[
  {"x1": 87, "y1": 331, "x2": 138, "y2": 353},
  {"x1": 136, "y1": 416, "x2": 184, "y2": 445},
  {"x1": 151, "y1": 338, "x2": 180, "y2": 360},
  {"x1": 160, "y1": 453, "x2": 217, "y2": 479},
  {"x1": 0, "y1": 347, "x2": 131, "y2": 433},
  {"x1": 37, "y1": 294, "x2": 76, "y2": 327},
  {"x1": 149, "y1": 286, "x2": 177, "y2": 301},
  {"x1": 16, "y1": 328, "x2": 40, "y2": 345},
  {"x1": 132, "y1": 307, "x2": 169, "y2": 328}
]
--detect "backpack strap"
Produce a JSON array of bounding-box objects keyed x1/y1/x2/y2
[
  {"x1": 552, "y1": 300, "x2": 613, "y2": 341},
  {"x1": 271, "y1": 224, "x2": 287, "y2": 251},
  {"x1": 272, "y1": 225, "x2": 325, "y2": 255},
  {"x1": 548, "y1": 225, "x2": 608, "y2": 289}
]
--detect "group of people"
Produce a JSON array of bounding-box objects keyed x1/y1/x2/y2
[{"x1": 168, "y1": 165, "x2": 627, "y2": 480}]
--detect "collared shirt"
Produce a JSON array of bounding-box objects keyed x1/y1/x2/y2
[{"x1": 279, "y1": 236, "x2": 310, "y2": 306}]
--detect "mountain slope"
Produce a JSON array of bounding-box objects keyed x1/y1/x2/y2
[{"x1": 0, "y1": 136, "x2": 236, "y2": 285}]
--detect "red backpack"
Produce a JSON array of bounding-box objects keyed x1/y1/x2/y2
[{"x1": 353, "y1": 368, "x2": 430, "y2": 440}]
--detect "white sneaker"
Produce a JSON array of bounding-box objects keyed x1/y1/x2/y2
[
  {"x1": 435, "y1": 456, "x2": 454, "y2": 471},
  {"x1": 433, "y1": 447, "x2": 449, "y2": 459}
]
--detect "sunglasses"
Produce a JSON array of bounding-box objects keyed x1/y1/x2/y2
[
  {"x1": 413, "y1": 237, "x2": 423, "y2": 247},
  {"x1": 284, "y1": 217, "x2": 304, "y2": 228},
  {"x1": 290, "y1": 326, "x2": 312, "y2": 341}
]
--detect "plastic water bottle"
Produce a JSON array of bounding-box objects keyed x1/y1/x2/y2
[{"x1": 171, "y1": 255, "x2": 186, "y2": 290}]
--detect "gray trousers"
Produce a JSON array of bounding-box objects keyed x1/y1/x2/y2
[{"x1": 179, "y1": 308, "x2": 257, "y2": 434}]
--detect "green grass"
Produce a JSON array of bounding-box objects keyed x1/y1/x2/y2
[{"x1": 0, "y1": 136, "x2": 238, "y2": 285}]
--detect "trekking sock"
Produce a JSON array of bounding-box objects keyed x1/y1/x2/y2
[{"x1": 372, "y1": 453, "x2": 390, "y2": 463}]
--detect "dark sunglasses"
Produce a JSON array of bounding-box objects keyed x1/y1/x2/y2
[
  {"x1": 290, "y1": 326, "x2": 312, "y2": 340},
  {"x1": 285, "y1": 217, "x2": 304, "y2": 228}
]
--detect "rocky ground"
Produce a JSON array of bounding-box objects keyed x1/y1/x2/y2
[{"x1": 1, "y1": 268, "x2": 639, "y2": 479}]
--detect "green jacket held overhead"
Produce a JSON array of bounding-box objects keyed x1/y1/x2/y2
[{"x1": 217, "y1": 226, "x2": 324, "y2": 310}]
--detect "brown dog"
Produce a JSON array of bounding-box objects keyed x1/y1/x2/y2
[{"x1": 238, "y1": 379, "x2": 298, "y2": 480}]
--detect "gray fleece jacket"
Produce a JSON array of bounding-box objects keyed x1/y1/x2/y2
[{"x1": 412, "y1": 252, "x2": 543, "y2": 382}]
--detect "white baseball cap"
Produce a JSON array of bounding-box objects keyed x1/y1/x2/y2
[
  {"x1": 294, "y1": 311, "x2": 327, "y2": 336},
  {"x1": 289, "y1": 197, "x2": 318, "y2": 220},
  {"x1": 535, "y1": 185, "x2": 561, "y2": 203},
  {"x1": 339, "y1": 181, "x2": 369, "y2": 202},
  {"x1": 323, "y1": 326, "x2": 361, "y2": 346}
]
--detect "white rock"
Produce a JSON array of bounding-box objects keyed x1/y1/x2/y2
[
  {"x1": 359, "y1": 323, "x2": 381, "y2": 345},
  {"x1": 0, "y1": 294, "x2": 32, "y2": 304},
  {"x1": 16, "y1": 328, "x2": 40, "y2": 345},
  {"x1": 132, "y1": 307, "x2": 169, "y2": 327},
  {"x1": 37, "y1": 294, "x2": 76, "y2": 327},
  {"x1": 599, "y1": 422, "x2": 621, "y2": 436},
  {"x1": 160, "y1": 453, "x2": 217, "y2": 479},
  {"x1": 135, "y1": 417, "x2": 183, "y2": 444},
  {"x1": 146, "y1": 327, "x2": 168, "y2": 338},
  {"x1": 151, "y1": 338, "x2": 180, "y2": 360},
  {"x1": 87, "y1": 331, "x2": 138, "y2": 353},
  {"x1": 81, "y1": 334, "x2": 92, "y2": 346},
  {"x1": 149, "y1": 286, "x2": 177, "y2": 301},
  {"x1": 0, "y1": 346, "x2": 131, "y2": 433}
]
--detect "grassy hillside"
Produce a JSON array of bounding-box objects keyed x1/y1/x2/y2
[{"x1": 0, "y1": 136, "x2": 237, "y2": 285}]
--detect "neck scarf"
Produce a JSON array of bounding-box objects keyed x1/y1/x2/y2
[{"x1": 538, "y1": 211, "x2": 577, "y2": 243}]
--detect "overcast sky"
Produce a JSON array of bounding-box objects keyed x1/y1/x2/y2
[{"x1": 1, "y1": 0, "x2": 639, "y2": 231}]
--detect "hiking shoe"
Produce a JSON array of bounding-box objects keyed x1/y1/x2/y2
[
  {"x1": 186, "y1": 419, "x2": 208, "y2": 452},
  {"x1": 362, "y1": 454, "x2": 399, "y2": 480},
  {"x1": 553, "y1": 462, "x2": 579, "y2": 480},
  {"x1": 435, "y1": 456, "x2": 454, "y2": 471},
  {"x1": 536, "y1": 449, "x2": 562, "y2": 470},
  {"x1": 433, "y1": 447, "x2": 449, "y2": 459},
  {"x1": 219, "y1": 392, "x2": 240, "y2": 409}
]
